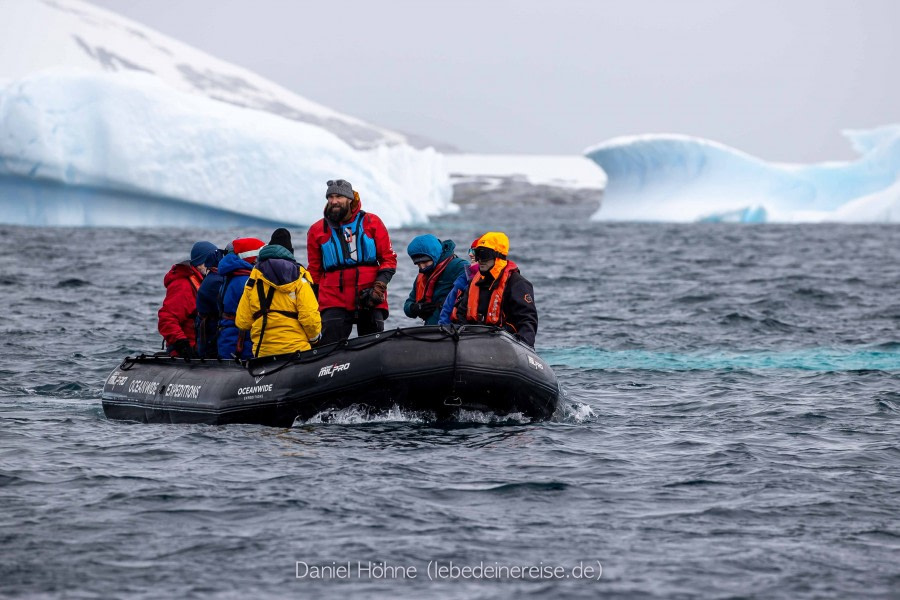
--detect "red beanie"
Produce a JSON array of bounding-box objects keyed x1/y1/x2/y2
[
  {"x1": 470, "y1": 237, "x2": 481, "y2": 249},
  {"x1": 231, "y1": 237, "x2": 266, "y2": 264}
]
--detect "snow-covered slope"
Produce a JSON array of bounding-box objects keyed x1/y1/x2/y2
[
  {"x1": 0, "y1": 0, "x2": 412, "y2": 150},
  {"x1": 0, "y1": 0, "x2": 453, "y2": 227}
]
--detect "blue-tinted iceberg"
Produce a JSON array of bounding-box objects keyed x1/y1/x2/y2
[
  {"x1": 0, "y1": 69, "x2": 452, "y2": 227},
  {"x1": 585, "y1": 128, "x2": 900, "y2": 222},
  {"x1": 698, "y1": 206, "x2": 767, "y2": 224}
]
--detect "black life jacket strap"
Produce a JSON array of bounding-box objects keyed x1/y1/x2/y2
[
  {"x1": 252, "y1": 279, "x2": 276, "y2": 358},
  {"x1": 251, "y1": 279, "x2": 300, "y2": 357}
]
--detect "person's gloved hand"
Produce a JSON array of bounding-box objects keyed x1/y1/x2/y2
[
  {"x1": 358, "y1": 287, "x2": 374, "y2": 308},
  {"x1": 359, "y1": 281, "x2": 388, "y2": 309},
  {"x1": 172, "y1": 339, "x2": 193, "y2": 358},
  {"x1": 368, "y1": 280, "x2": 387, "y2": 306},
  {"x1": 411, "y1": 301, "x2": 437, "y2": 319}
]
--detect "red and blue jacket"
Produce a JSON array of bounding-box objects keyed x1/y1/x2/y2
[{"x1": 307, "y1": 201, "x2": 397, "y2": 315}]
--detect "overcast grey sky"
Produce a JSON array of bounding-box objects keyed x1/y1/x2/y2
[{"x1": 89, "y1": 0, "x2": 900, "y2": 162}]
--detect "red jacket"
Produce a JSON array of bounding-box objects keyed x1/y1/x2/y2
[
  {"x1": 157, "y1": 262, "x2": 203, "y2": 348},
  {"x1": 307, "y1": 203, "x2": 397, "y2": 313}
]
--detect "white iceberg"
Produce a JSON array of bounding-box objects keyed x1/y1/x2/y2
[
  {"x1": 585, "y1": 127, "x2": 900, "y2": 222},
  {"x1": 0, "y1": 69, "x2": 452, "y2": 227}
]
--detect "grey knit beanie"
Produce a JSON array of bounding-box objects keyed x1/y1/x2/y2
[{"x1": 325, "y1": 179, "x2": 354, "y2": 200}]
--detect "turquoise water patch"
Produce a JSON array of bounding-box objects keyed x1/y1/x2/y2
[{"x1": 540, "y1": 347, "x2": 900, "y2": 371}]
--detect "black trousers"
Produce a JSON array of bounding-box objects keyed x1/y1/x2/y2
[{"x1": 320, "y1": 307, "x2": 386, "y2": 345}]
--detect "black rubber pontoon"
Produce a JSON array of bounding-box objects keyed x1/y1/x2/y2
[{"x1": 101, "y1": 326, "x2": 560, "y2": 426}]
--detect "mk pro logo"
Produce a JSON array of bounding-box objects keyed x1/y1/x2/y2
[{"x1": 318, "y1": 362, "x2": 351, "y2": 378}]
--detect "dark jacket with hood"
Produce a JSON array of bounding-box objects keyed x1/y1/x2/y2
[
  {"x1": 453, "y1": 232, "x2": 538, "y2": 347},
  {"x1": 456, "y1": 264, "x2": 538, "y2": 347},
  {"x1": 195, "y1": 251, "x2": 224, "y2": 358}
]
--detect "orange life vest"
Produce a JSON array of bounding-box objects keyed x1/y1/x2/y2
[
  {"x1": 187, "y1": 269, "x2": 203, "y2": 321},
  {"x1": 414, "y1": 255, "x2": 453, "y2": 303},
  {"x1": 453, "y1": 261, "x2": 516, "y2": 325},
  {"x1": 188, "y1": 270, "x2": 203, "y2": 294}
]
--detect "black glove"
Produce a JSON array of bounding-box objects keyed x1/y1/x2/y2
[
  {"x1": 172, "y1": 339, "x2": 193, "y2": 358},
  {"x1": 358, "y1": 287, "x2": 374, "y2": 308},
  {"x1": 411, "y1": 301, "x2": 437, "y2": 319},
  {"x1": 311, "y1": 283, "x2": 319, "y2": 299}
]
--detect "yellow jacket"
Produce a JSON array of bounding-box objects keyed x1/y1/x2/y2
[{"x1": 235, "y1": 264, "x2": 321, "y2": 357}]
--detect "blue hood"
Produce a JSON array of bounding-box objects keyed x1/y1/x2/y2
[
  {"x1": 407, "y1": 236, "x2": 458, "y2": 272},
  {"x1": 437, "y1": 239, "x2": 457, "y2": 262},
  {"x1": 217, "y1": 252, "x2": 254, "y2": 277},
  {"x1": 406, "y1": 234, "x2": 442, "y2": 264}
]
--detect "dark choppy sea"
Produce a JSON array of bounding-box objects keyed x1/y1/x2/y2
[{"x1": 2, "y1": 204, "x2": 899, "y2": 599}]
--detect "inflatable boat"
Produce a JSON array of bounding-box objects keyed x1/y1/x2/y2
[{"x1": 101, "y1": 325, "x2": 560, "y2": 427}]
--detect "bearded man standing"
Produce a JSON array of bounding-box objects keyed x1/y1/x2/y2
[{"x1": 306, "y1": 179, "x2": 397, "y2": 344}]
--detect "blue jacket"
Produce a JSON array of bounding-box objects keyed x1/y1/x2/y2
[
  {"x1": 216, "y1": 252, "x2": 256, "y2": 360},
  {"x1": 404, "y1": 239, "x2": 467, "y2": 325},
  {"x1": 438, "y1": 264, "x2": 476, "y2": 325}
]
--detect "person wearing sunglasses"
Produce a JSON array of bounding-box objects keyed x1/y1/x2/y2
[
  {"x1": 438, "y1": 237, "x2": 482, "y2": 326},
  {"x1": 450, "y1": 232, "x2": 538, "y2": 347},
  {"x1": 306, "y1": 179, "x2": 398, "y2": 343},
  {"x1": 403, "y1": 234, "x2": 468, "y2": 325}
]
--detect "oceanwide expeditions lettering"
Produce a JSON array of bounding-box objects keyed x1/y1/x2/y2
[
  {"x1": 237, "y1": 384, "x2": 273, "y2": 396},
  {"x1": 128, "y1": 379, "x2": 161, "y2": 395},
  {"x1": 126, "y1": 379, "x2": 201, "y2": 399},
  {"x1": 165, "y1": 383, "x2": 202, "y2": 399}
]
